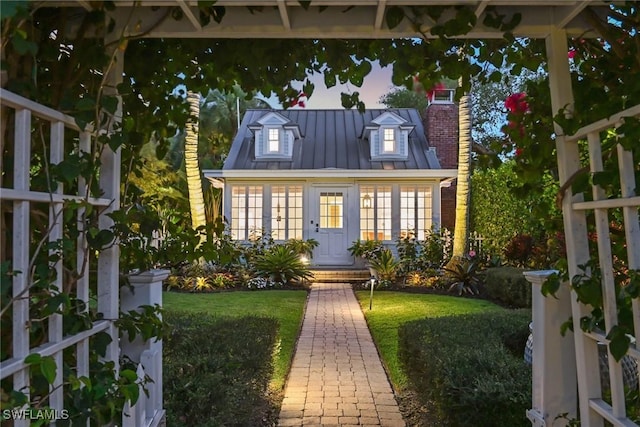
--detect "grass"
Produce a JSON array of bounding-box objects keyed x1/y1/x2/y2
[
  {"x1": 163, "y1": 290, "x2": 308, "y2": 389},
  {"x1": 354, "y1": 291, "x2": 505, "y2": 391}
]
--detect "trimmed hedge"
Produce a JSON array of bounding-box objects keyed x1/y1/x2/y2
[
  {"x1": 484, "y1": 267, "x2": 531, "y2": 308},
  {"x1": 398, "y1": 310, "x2": 532, "y2": 427},
  {"x1": 164, "y1": 312, "x2": 279, "y2": 427}
]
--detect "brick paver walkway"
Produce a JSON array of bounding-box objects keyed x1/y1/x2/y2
[{"x1": 278, "y1": 283, "x2": 405, "y2": 427}]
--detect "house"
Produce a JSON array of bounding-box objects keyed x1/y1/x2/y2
[{"x1": 204, "y1": 106, "x2": 458, "y2": 267}]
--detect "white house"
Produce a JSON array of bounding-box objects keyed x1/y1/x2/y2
[{"x1": 204, "y1": 108, "x2": 457, "y2": 267}]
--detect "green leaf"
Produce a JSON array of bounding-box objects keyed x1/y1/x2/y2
[
  {"x1": 92, "y1": 331, "x2": 113, "y2": 357},
  {"x1": 101, "y1": 95, "x2": 119, "y2": 115},
  {"x1": 11, "y1": 33, "x2": 38, "y2": 56},
  {"x1": 0, "y1": 1, "x2": 24, "y2": 19},
  {"x1": 298, "y1": 1, "x2": 311, "y2": 10},
  {"x1": 211, "y1": 6, "x2": 226, "y2": 23},
  {"x1": 385, "y1": 6, "x2": 405, "y2": 30},
  {"x1": 120, "y1": 369, "x2": 138, "y2": 382},
  {"x1": 41, "y1": 356, "x2": 57, "y2": 384},
  {"x1": 75, "y1": 97, "x2": 96, "y2": 111},
  {"x1": 607, "y1": 326, "x2": 630, "y2": 362},
  {"x1": 541, "y1": 274, "x2": 560, "y2": 297},
  {"x1": 24, "y1": 353, "x2": 42, "y2": 364}
]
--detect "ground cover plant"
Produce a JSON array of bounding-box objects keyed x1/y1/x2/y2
[
  {"x1": 398, "y1": 310, "x2": 532, "y2": 426},
  {"x1": 164, "y1": 313, "x2": 279, "y2": 426}
]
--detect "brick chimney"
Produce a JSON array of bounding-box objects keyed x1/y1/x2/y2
[{"x1": 424, "y1": 101, "x2": 458, "y2": 230}]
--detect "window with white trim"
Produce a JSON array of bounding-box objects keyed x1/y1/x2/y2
[
  {"x1": 382, "y1": 128, "x2": 395, "y2": 152},
  {"x1": 231, "y1": 185, "x2": 263, "y2": 240},
  {"x1": 268, "y1": 128, "x2": 280, "y2": 152},
  {"x1": 400, "y1": 186, "x2": 433, "y2": 240},
  {"x1": 271, "y1": 185, "x2": 303, "y2": 240},
  {"x1": 360, "y1": 185, "x2": 392, "y2": 241}
]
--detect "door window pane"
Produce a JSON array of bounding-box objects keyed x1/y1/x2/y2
[{"x1": 320, "y1": 192, "x2": 343, "y2": 229}]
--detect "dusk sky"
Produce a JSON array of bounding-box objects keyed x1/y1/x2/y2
[{"x1": 263, "y1": 61, "x2": 398, "y2": 109}]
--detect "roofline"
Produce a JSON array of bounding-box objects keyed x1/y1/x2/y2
[{"x1": 203, "y1": 169, "x2": 458, "y2": 179}]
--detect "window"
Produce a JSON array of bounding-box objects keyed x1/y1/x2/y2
[
  {"x1": 400, "y1": 186, "x2": 433, "y2": 240},
  {"x1": 271, "y1": 186, "x2": 303, "y2": 240},
  {"x1": 383, "y1": 128, "x2": 395, "y2": 152},
  {"x1": 268, "y1": 128, "x2": 280, "y2": 152},
  {"x1": 319, "y1": 192, "x2": 343, "y2": 229},
  {"x1": 231, "y1": 185, "x2": 263, "y2": 240},
  {"x1": 360, "y1": 185, "x2": 392, "y2": 241}
]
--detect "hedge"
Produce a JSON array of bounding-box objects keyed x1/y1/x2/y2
[
  {"x1": 398, "y1": 310, "x2": 532, "y2": 427},
  {"x1": 164, "y1": 312, "x2": 279, "y2": 427},
  {"x1": 484, "y1": 266, "x2": 531, "y2": 308}
]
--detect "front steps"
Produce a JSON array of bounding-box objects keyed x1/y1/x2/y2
[{"x1": 309, "y1": 269, "x2": 371, "y2": 283}]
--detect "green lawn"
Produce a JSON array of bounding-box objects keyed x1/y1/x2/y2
[
  {"x1": 163, "y1": 290, "x2": 308, "y2": 389},
  {"x1": 354, "y1": 291, "x2": 504, "y2": 391}
]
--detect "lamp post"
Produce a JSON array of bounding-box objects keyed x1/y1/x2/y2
[{"x1": 369, "y1": 276, "x2": 375, "y2": 310}]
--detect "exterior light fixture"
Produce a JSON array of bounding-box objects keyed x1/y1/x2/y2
[{"x1": 362, "y1": 194, "x2": 372, "y2": 209}]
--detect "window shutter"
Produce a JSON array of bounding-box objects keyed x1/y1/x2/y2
[
  {"x1": 255, "y1": 129, "x2": 263, "y2": 157},
  {"x1": 371, "y1": 131, "x2": 379, "y2": 157}
]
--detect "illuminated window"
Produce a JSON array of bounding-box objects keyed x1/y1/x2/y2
[
  {"x1": 360, "y1": 185, "x2": 392, "y2": 241},
  {"x1": 231, "y1": 186, "x2": 263, "y2": 240},
  {"x1": 268, "y1": 128, "x2": 280, "y2": 152},
  {"x1": 319, "y1": 192, "x2": 343, "y2": 229},
  {"x1": 400, "y1": 186, "x2": 433, "y2": 240},
  {"x1": 271, "y1": 186, "x2": 303, "y2": 240},
  {"x1": 383, "y1": 128, "x2": 395, "y2": 152}
]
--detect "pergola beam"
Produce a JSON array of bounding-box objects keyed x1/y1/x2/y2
[
  {"x1": 277, "y1": 0, "x2": 291, "y2": 30},
  {"x1": 176, "y1": 0, "x2": 202, "y2": 31}
]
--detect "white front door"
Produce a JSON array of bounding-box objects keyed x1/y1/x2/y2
[{"x1": 311, "y1": 187, "x2": 352, "y2": 266}]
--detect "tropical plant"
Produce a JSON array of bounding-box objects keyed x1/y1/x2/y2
[
  {"x1": 254, "y1": 246, "x2": 314, "y2": 285},
  {"x1": 368, "y1": 249, "x2": 400, "y2": 285},
  {"x1": 284, "y1": 238, "x2": 319, "y2": 258},
  {"x1": 443, "y1": 257, "x2": 481, "y2": 296},
  {"x1": 348, "y1": 239, "x2": 384, "y2": 262},
  {"x1": 445, "y1": 82, "x2": 472, "y2": 272}
]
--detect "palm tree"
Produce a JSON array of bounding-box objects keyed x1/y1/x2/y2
[
  {"x1": 446, "y1": 85, "x2": 472, "y2": 270},
  {"x1": 184, "y1": 91, "x2": 207, "y2": 234},
  {"x1": 199, "y1": 85, "x2": 272, "y2": 169}
]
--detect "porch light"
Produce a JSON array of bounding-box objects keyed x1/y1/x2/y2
[
  {"x1": 300, "y1": 255, "x2": 309, "y2": 265},
  {"x1": 362, "y1": 194, "x2": 372, "y2": 209}
]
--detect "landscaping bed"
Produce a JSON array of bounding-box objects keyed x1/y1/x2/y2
[
  {"x1": 164, "y1": 312, "x2": 280, "y2": 426},
  {"x1": 398, "y1": 309, "x2": 532, "y2": 426}
]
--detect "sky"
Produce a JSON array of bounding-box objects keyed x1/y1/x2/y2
[{"x1": 262, "y1": 61, "x2": 397, "y2": 109}]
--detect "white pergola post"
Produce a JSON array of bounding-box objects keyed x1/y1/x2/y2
[
  {"x1": 97, "y1": 44, "x2": 124, "y2": 364},
  {"x1": 546, "y1": 29, "x2": 604, "y2": 426},
  {"x1": 524, "y1": 270, "x2": 576, "y2": 426}
]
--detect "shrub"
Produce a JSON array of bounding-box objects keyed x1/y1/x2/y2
[
  {"x1": 504, "y1": 234, "x2": 534, "y2": 267},
  {"x1": 348, "y1": 239, "x2": 384, "y2": 261},
  {"x1": 254, "y1": 245, "x2": 313, "y2": 284},
  {"x1": 398, "y1": 310, "x2": 532, "y2": 427},
  {"x1": 369, "y1": 248, "x2": 400, "y2": 284},
  {"x1": 484, "y1": 266, "x2": 531, "y2": 308},
  {"x1": 164, "y1": 312, "x2": 279, "y2": 427}
]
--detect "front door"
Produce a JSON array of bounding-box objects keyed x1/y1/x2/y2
[{"x1": 312, "y1": 187, "x2": 352, "y2": 266}]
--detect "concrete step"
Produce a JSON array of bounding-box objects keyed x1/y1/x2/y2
[{"x1": 309, "y1": 269, "x2": 371, "y2": 283}]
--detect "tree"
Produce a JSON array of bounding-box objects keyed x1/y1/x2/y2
[
  {"x1": 379, "y1": 88, "x2": 429, "y2": 111},
  {"x1": 445, "y1": 85, "x2": 472, "y2": 269},
  {"x1": 184, "y1": 91, "x2": 207, "y2": 233}
]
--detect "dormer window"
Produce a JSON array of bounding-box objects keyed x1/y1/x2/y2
[
  {"x1": 364, "y1": 111, "x2": 415, "y2": 160},
  {"x1": 248, "y1": 111, "x2": 302, "y2": 160},
  {"x1": 268, "y1": 128, "x2": 280, "y2": 152},
  {"x1": 382, "y1": 128, "x2": 395, "y2": 152}
]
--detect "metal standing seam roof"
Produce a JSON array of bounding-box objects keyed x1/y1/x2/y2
[{"x1": 222, "y1": 108, "x2": 442, "y2": 171}]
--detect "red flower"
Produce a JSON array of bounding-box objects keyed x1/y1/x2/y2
[
  {"x1": 568, "y1": 49, "x2": 576, "y2": 59},
  {"x1": 297, "y1": 100, "x2": 306, "y2": 108},
  {"x1": 515, "y1": 147, "x2": 523, "y2": 157},
  {"x1": 505, "y1": 92, "x2": 529, "y2": 113}
]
